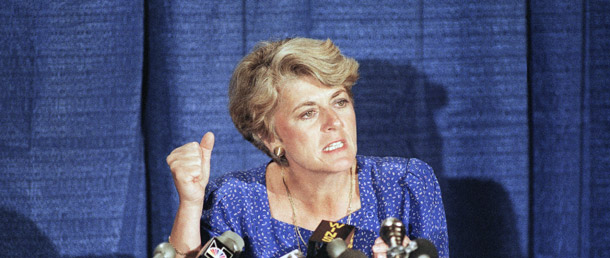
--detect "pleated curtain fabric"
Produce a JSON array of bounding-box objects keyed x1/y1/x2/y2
[
  {"x1": 0, "y1": 1, "x2": 147, "y2": 257},
  {"x1": 530, "y1": 1, "x2": 610, "y2": 257},
  {"x1": 0, "y1": 1, "x2": 608, "y2": 257}
]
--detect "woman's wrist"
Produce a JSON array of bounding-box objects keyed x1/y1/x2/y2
[
  {"x1": 177, "y1": 201, "x2": 204, "y2": 223},
  {"x1": 179, "y1": 199, "x2": 204, "y2": 209},
  {"x1": 178, "y1": 193, "x2": 205, "y2": 210},
  {"x1": 168, "y1": 235, "x2": 201, "y2": 257}
]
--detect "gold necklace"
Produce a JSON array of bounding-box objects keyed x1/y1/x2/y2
[
  {"x1": 281, "y1": 165, "x2": 355, "y2": 252},
  {"x1": 346, "y1": 165, "x2": 355, "y2": 224}
]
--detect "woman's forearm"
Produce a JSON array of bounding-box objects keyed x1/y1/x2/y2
[{"x1": 169, "y1": 201, "x2": 204, "y2": 258}]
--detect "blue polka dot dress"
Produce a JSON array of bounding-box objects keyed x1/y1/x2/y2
[{"x1": 201, "y1": 156, "x2": 449, "y2": 257}]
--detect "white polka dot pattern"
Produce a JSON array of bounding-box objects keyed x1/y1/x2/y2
[{"x1": 201, "y1": 156, "x2": 449, "y2": 257}]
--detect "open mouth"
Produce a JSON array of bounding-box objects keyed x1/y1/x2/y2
[{"x1": 323, "y1": 141, "x2": 344, "y2": 152}]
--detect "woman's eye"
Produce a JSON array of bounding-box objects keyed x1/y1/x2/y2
[
  {"x1": 301, "y1": 110, "x2": 317, "y2": 119},
  {"x1": 335, "y1": 99, "x2": 349, "y2": 107}
]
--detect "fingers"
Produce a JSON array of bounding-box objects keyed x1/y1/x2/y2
[
  {"x1": 166, "y1": 142, "x2": 202, "y2": 167},
  {"x1": 165, "y1": 132, "x2": 214, "y2": 168},
  {"x1": 165, "y1": 132, "x2": 215, "y2": 204},
  {"x1": 402, "y1": 235, "x2": 411, "y2": 246},
  {"x1": 371, "y1": 235, "x2": 410, "y2": 258},
  {"x1": 166, "y1": 142, "x2": 204, "y2": 184},
  {"x1": 372, "y1": 237, "x2": 388, "y2": 258}
]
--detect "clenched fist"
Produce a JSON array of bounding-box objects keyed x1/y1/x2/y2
[{"x1": 166, "y1": 132, "x2": 215, "y2": 207}]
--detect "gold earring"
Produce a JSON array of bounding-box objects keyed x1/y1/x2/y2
[{"x1": 273, "y1": 146, "x2": 285, "y2": 158}]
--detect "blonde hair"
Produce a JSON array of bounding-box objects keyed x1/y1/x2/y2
[{"x1": 228, "y1": 38, "x2": 359, "y2": 165}]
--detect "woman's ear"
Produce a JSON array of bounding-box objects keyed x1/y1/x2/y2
[
  {"x1": 265, "y1": 135, "x2": 288, "y2": 161},
  {"x1": 259, "y1": 122, "x2": 282, "y2": 151},
  {"x1": 259, "y1": 133, "x2": 279, "y2": 152},
  {"x1": 269, "y1": 139, "x2": 284, "y2": 153}
]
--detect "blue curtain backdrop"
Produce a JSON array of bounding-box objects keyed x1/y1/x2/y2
[{"x1": 1, "y1": 1, "x2": 608, "y2": 257}]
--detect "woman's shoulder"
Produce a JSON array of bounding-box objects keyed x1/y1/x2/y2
[
  {"x1": 357, "y1": 155, "x2": 435, "y2": 179},
  {"x1": 205, "y1": 163, "x2": 268, "y2": 202},
  {"x1": 357, "y1": 155, "x2": 439, "y2": 195}
]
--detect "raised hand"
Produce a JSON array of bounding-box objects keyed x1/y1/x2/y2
[{"x1": 166, "y1": 132, "x2": 215, "y2": 207}]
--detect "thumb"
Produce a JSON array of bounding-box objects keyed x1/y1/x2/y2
[
  {"x1": 200, "y1": 131, "x2": 215, "y2": 152},
  {"x1": 199, "y1": 132, "x2": 215, "y2": 180}
]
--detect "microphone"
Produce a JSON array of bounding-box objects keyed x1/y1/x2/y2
[
  {"x1": 306, "y1": 220, "x2": 357, "y2": 258},
  {"x1": 325, "y1": 238, "x2": 347, "y2": 258},
  {"x1": 380, "y1": 217, "x2": 407, "y2": 257},
  {"x1": 280, "y1": 249, "x2": 306, "y2": 258},
  {"x1": 153, "y1": 242, "x2": 176, "y2": 258},
  {"x1": 408, "y1": 239, "x2": 438, "y2": 258},
  {"x1": 326, "y1": 238, "x2": 367, "y2": 258},
  {"x1": 379, "y1": 218, "x2": 438, "y2": 258},
  {"x1": 196, "y1": 231, "x2": 245, "y2": 258}
]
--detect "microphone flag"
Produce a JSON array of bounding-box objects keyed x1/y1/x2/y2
[
  {"x1": 198, "y1": 238, "x2": 237, "y2": 258},
  {"x1": 307, "y1": 220, "x2": 357, "y2": 258}
]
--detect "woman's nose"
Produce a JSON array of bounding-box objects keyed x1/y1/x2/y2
[{"x1": 323, "y1": 109, "x2": 342, "y2": 131}]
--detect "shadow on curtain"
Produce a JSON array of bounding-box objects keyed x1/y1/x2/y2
[
  {"x1": 0, "y1": 207, "x2": 58, "y2": 257},
  {"x1": 356, "y1": 59, "x2": 521, "y2": 257}
]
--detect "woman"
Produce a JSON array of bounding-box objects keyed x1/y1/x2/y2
[{"x1": 166, "y1": 38, "x2": 448, "y2": 257}]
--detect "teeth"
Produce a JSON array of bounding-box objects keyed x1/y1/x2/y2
[{"x1": 324, "y1": 141, "x2": 344, "y2": 151}]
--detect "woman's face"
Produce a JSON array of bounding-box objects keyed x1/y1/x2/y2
[{"x1": 268, "y1": 76, "x2": 358, "y2": 173}]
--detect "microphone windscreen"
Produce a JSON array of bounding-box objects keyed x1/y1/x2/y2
[
  {"x1": 409, "y1": 239, "x2": 438, "y2": 258},
  {"x1": 326, "y1": 238, "x2": 348, "y2": 258},
  {"x1": 217, "y1": 231, "x2": 245, "y2": 253},
  {"x1": 307, "y1": 220, "x2": 356, "y2": 257},
  {"x1": 153, "y1": 242, "x2": 176, "y2": 258},
  {"x1": 337, "y1": 249, "x2": 367, "y2": 258},
  {"x1": 280, "y1": 249, "x2": 305, "y2": 258}
]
